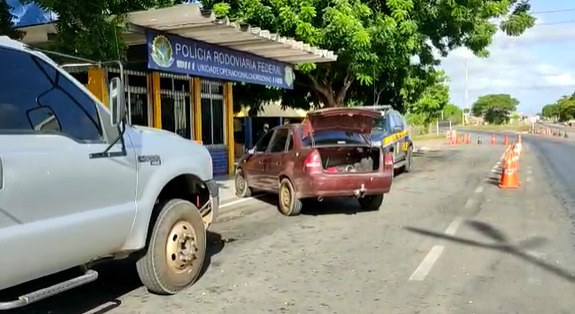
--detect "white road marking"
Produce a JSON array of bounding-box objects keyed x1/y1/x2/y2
[
  {"x1": 409, "y1": 245, "x2": 445, "y2": 281},
  {"x1": 220, "y1": 194, "x2": 264, "y2": 208},
  {"x1": 445, "y1": 217, "x2": 463, "y2": 236},
  {"x1": 526, "y1": 177, "x2": 532, "y2": 182},
  {"x1": 464, "y1": 199, "x2": 474, "y2": 209},
  {"x1": 475, "y1": 186, "x2": 484, "y2": 194}
]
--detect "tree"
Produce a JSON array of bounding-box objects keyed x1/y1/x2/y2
[
  {"x1": 0, "y1": 0, "x2": 22, "y2": 39},
  {"x1": 541, "y1": 104, "x2": 559, "y2": 119},
  {"x1": 25, "y1": 0, "x2": 184, "y2": 60},
  {"x1": 405, "y1": 70, "x2": 450, "y2": 125},
  {"x1": 205, "y1": 0, "x2": 535, "y2": 109},
  {"x1": 540, "y1": 93, "x2": 575, "y2": 122},
  {"x1": 442, "y1": 104, "x2": 463, "y2": 124},
  {"x1": 472, "y1": 94, "x2": 519, "y2": 124}
]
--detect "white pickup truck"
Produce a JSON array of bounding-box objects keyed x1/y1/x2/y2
[{"x1": 0, "y1": 36, "x2": 218, "y2": 309}]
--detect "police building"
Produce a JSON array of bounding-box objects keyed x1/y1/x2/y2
[{"x1": 17, "y1": 3, "x2": 336, "y2": 176}]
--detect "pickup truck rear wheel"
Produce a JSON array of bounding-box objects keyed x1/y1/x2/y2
[
  {"x1": 358, "y1": 194, "x2": 384, "y2": 211},
  {"x1": 278, "y1": 178, "x2": 302, "y2": 216},
  {"x1": 136, "y1": 199, "x2": 206, "y2": 295}
]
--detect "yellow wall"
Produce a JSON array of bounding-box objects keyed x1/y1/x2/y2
[
  {"x1": 150, "y1": 72, "x2": 162, "y2": 129},
  {"x1": 193, "y1": 77, "x2": 202, "y2": 142},
  {"x1": 224, "y1": 82, "x2": 235, "y2": 175},
  {"x1": 87, "y1": 67, "x2": 108, "y2": 106}
]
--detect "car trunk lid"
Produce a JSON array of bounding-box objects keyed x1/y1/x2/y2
[{"x1": 302, "y1": 108, "x2": 381, "y2": 136}]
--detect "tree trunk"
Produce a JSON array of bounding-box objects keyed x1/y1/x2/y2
[{"x1": 307, "y1": 72, "x2": 354, "y2": 108}]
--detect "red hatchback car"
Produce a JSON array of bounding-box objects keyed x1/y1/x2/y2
[{"x1": 235, "y1": 108, "x2": 394, "y2": 216}]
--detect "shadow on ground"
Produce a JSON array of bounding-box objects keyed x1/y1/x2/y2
[
  {"x1": 404, "y1": 220, "x2": 575, "y2": 283},
  {"x1": 2, "y1": 231, "x2": 225, "y2": 314}
]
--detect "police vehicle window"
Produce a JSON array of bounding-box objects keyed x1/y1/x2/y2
[
  {"x1": 270, "y1": 128, "x2": 289, "y2": 153},
  {"x1": 374, "y1": 114, "x2": 389, "y2": 132},
  {"x1": 391, "y1": 113, "x2": 403, "y2": 131},
  {"x1": 0, "y1": 47, "x2": 103, "y2": 142},
  {"x1": 301, "y1": 130, "x2": 366, "y2": 147},
  {"x1": 394, "y1": 113, "x2": 405, "y2": 129},
  {"x1": 255, "y1": 131, "x2": 274, "y2": 152}
]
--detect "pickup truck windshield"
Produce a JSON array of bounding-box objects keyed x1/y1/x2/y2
[{"x1": 301, "y1": 130, "x2": 368, "y2": 147}]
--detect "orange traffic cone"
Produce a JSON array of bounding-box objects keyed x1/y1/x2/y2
[
  {"x1": 499, "y1": 149, "x2": 520, "y2": 189},
  {"x1": 503, "y1": 133, "x2": 509, "y2": 145},
  {"x1": 491, "y1": 133, "x2": 496, "y2": 144}
]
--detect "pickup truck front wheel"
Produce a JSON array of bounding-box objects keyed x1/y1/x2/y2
[{"x1": 136, "y1": 199, "x2": 206, "y2": 295}]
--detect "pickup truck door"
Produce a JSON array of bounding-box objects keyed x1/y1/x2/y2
[{"x1": 0, "y1": 48, "x2": 136, "y2": 290}]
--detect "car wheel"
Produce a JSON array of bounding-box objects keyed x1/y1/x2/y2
[
  {"x1": 235, "y1": 169, "x2": 252, "y2": 198},
  {"x1": 136, "y1": 199, "x2": 206, "y2": 295},
  {"x1": 278, "y1": 178, "x2": 302, "y2": 216},
  {"x1": 358, "y1": 194, "x2": 384, "y2": 211},
  {"x1": 404, "y1": 146, "x2": 413, "y2": 173}
]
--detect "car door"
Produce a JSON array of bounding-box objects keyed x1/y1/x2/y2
[
  {"x1": 0, "y1": 47, "x2": 137, "y2": 289},
  {"x1": 262, "y1": 127, "x2": 290, "y2": 190},
  {"x1": 242, "y1": 130, "x2": 274, "y2": 189}
]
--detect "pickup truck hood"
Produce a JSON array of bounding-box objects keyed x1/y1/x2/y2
[
  {"x1": 127, "y1": 125, "x2": 213, "y2": 181},
  {"x1": 303, "y1": 108, "x2": 381, "y2": 136}
]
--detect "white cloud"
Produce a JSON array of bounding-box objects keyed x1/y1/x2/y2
[
  {"x1": 438, "y1": 22, "x2": 575, "y2": 114},
  {"x1": 544, "y1": 73, "x2": 575, "y2": 87}
]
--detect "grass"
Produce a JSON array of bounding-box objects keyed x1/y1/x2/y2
[{"x1": 412, "y1": 133, "x2": 445, "y2": 141}]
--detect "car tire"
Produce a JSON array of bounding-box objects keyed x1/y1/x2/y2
[
  {"x1": 136, "y1": 199, "x2": 206, "y2": 295},
  {"x1": 235, "y1": 169, "x2": 252, "y2": 198},
  {"x1": 404, "y1": 145, "x2": 413, "y2": 173},
  {"x1": 278, "y1": 178, "x2": 302, "y2": 216},
  {"x1": 358, "y1": 194, "x2": 384, "y2": 211}
]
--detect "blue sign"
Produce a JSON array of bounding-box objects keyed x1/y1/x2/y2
[{"x1": 146, "y1": 30, "x2": 294, "y2": 89}]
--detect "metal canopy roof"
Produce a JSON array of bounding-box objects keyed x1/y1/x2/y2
[{"x1": 126, "y1": 4, "x2": 337, "y2": 65}]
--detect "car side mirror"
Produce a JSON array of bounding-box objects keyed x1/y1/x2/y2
[{"x1": 109, "y1": 77, "x2": 126, "y2": 127}]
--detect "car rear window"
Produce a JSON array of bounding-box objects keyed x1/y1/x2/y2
[{"x1": 301, "y1": 130, "x2": 367, "y2": 147}]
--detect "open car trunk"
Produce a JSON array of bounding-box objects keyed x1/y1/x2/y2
[{"x1": 317, "y1": 146, "x2": 381, "y2": 173}]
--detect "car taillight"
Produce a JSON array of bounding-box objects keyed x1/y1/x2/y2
[
  {"x1": 304, "y1": 149, "x2": 322, "y2": 173},
  {"x1": 384, "y1": 153, "x2": 393, "y2": 171}
]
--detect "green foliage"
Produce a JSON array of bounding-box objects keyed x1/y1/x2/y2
[
  {"x1": 542, "y1": 94, "x2": 575, "y2": 122},
  {"x1": 442, "y1": 104, "x2": 463, "y2": 124},
  {"x1": 25, "y1": 0, "x2": 185, "y2": 60},
  {"x1": 404, "y1": 69, "x2": 450, "y2": 125},
  {"x1": 471, "y1": 94, "x2": 519, "y2": 125},
  {"x1": 0, "y1": 0, "x2": 22, "y2": 39},
  {"x1": 203, "y1": 0, "x2": 535, "y2": 111}
]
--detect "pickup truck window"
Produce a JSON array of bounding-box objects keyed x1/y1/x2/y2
[{"x1": 0, "y1": 47, "x2": 103, "y2": 142}]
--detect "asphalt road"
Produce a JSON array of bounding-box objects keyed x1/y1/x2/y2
[{"x1": 3, "y1": 140, "x2": 575, "y2": 314}]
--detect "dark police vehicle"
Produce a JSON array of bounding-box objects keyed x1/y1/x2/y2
[{"x1": 364, "y1": 105, "x2": 414, "y2": 173}]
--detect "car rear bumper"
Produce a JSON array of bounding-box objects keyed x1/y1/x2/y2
[{"x1": 295, "y1": 172, "x2": 392, "y2": 199}]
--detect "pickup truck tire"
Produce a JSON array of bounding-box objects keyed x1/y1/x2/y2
[
  {"x1": 358, "y1": 194, "x2": 384, "y2": 211},
  {"x1": 235, "y1": 169, "x2": 252, "y2": 198},
  {"x1": 278, "y1": 178, "x2": 302, "y2": 216},
  {"x1": 136, "y1": 199, "x2": 206, "y2": 295}
]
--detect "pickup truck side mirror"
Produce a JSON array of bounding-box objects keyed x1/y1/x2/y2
[{"x1": 109, "y1": 77, "x2": 126, "y2": 126}]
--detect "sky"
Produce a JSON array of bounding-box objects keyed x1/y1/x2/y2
[{"x1": 439, "y1": 0, "x2": 575, "y2": 115}]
